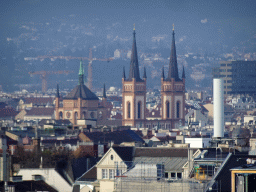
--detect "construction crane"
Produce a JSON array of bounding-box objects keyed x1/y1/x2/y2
[
  {"x1": 30, "y1": 49, "x2": 113, "y2": 90},
  {"x1": 29, "y1": 70, "x2": 73, "y2": 93}
]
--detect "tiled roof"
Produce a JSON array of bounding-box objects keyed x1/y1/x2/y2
[
  {"x1": 134, "y1": 157, "x2": 188, "y2": 172},
  {"x1": 145, "y1": 108, "x2": 161, "y2": 118},
  {"x1": 134, "y1": 147, "x2": 191, "y2": 157},
  {"x1": 80, "y1": 130, "x2": 144, "y2": 144},
  {"x1": 77, "y1": 165, "x2": 97, "y2": 181},
  {"x1": 0, "y1": 180, "x2": 58, "y2": 192},
  {"x1": 111, "y1": 113, "x2": 122, "y2": 119},
  {"x1": 0, "y1": 107, "x2": 17, "y2": 118},
  {"x1": 25, "y1": 107, "x2": 54, "y2": 116},
  {"x1": 113, "y1": 146, "x2": 134, "y2": 162},
  {"x1": 0, "y1": 102, "x2": 7, "y2": 108},
  {"x1": 65, "y1": 84, "x2": 98, "y2": 100},
  {"x1": 23, "y1": 97, "x2": 54, "y2": 104}
]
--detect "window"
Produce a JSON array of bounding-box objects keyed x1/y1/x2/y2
[
  {"x1": 74, "y1": 112, "x2": 78, "y2": 120},
  {"x1": 166, "y1": 101, "x2": 170, "y2": 118},
  {"x1": 59, "y1": 112, "x2": 63, "y2": 119},
  {"x1": 66, "y1": 112, "x2": 71, "y2": 118},
  {"x1": 90, "y1": 112, "x2": 94, "y2": 119},
  {"x1": 82, "y1": 111, "x2": 86, "y2": 119},
  {"x1": 176, "y1": 102, "x2": 180, "y2": 118},
  {"x1": 102, "y1": 169, "x2": 108, "y2": 179},
  {"x1": 111, "y1": 155, "x2": 114, "y2": 160},
  {"x1": 127, "y1": 102, "x2": 131, "y2": 119},
  {"x1": 171, "y1": 172, "x2": 176, "y2": 178},
  {"x1": 138, "y1": 102, "x2": 141, "y2": 119},
  {"x1": 165, "y1": 172, "x2": 168, "y2": 178},
  {"x1": 109, "y1": 169, "x2": 115, "y2": 179},
  {"x1": 177, "y1": 173, "x2": 182, "y2": 179}
]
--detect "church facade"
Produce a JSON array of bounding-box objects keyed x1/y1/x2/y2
[
  {"x1": 55, "y1": 61, "x2": 107, "y2": 126},
  {"x1": 122, "y1": 27, "x2": 185, "y2": 129}
]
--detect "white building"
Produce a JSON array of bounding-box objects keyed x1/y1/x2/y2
[
  {"x1": 18, "y1": 168, "x2": 72, "y2": 192},
  {"x1": 185, "y1": 138, "x2": 211, "y2": 148}
]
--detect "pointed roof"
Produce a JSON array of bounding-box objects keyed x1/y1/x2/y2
[
  {"x1": 167, "y1": 25, "x2": 180, "y2": 81},
  {"x1": 182, "y1": 66, "x2": 185, "y2": 79},
  {"x1": 143, "y1": 67, "x2": 147, "y2": 79},
  {"x1": 65, "y1": 84, "x2": 98, "y2": 100},
  {"x1": 65, "y1": 60, "x2": 98, "y2": 100},
  {"x1": 128, "y1": 27, "x2": 141, "y2": 81},
  {"x1": 103, "y1": 84, "x2": 107, "y2": 98},
  {"x1": 78, "y1": 60, "x2": 84, "y2": 85},
  {"x1": 161, "y1": 67, "x2": 165, "y2": 79},
  {"x1": 79, "y1": 60, "x2": 84, "y2": 76},
  {"x1": 56, "y1": 84, "x2": 60, "y2": 98},
  {"x1": 123, "y1": 66, "x2": 126, "y2": 79}
]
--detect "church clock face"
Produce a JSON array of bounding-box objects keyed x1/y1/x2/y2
[{"x1": 66, "y1": 112, "x2": 71, "y2": 118}]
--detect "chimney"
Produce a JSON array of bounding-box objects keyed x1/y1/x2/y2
[{"x1": 213, "y1": 78, "x2": 224, "y2": 138}]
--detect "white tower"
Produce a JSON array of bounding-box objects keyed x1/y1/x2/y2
[{"x1": 213, "y1": 78, "x2": 224, "y2": 138}]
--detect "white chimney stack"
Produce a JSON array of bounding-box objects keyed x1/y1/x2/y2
[{"x1": 213, "y1": 78, "x2": 224, "y2": 138}]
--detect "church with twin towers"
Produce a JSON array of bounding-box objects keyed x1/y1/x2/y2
[{"x1": 122, "y1": 25, "x2": 186, "y2": 129}]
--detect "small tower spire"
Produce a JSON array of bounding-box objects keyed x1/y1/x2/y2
[
  {"x1": 182, "y1": 66, "x2": 185, "y2": 79},
  {"x1": 78, "y1": 59, "x2": 84, "y2": 85},
  {"x1": 168, "y1": 24, "x2": 179, "y2": 81},
  {"x1": 103, "y1": 83, "x2": 107, "y2": 98},
  {"x1": 161, "y1": 67, "x2": 165, "y2": 79},
  {"x1": 123, "y1": 66, "x2": 126, "y2": 79},
  {"x1": 128, "y1": 25, "x2": 141, "y2": 81},
  {"x1": 143, "y1": 67, "x2": 147, "y2": 79},
  {"x1": 79, "y1": 82, "x2": 83, "y2": 98},
  {"x1": 56, "y1": 84, "x2": 60, "y2": 98}
]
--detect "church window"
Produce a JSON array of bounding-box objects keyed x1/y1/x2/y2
[
  {"x1": 176, "y1": 102, "x2": 180, "y2": 118},
  {"x1": 138, "y1": 101, "x2": 141, "y2": 119},
  {"x1": 127, "y1": 102, "x2": 131, "y2": 119},
  {"x1": 66, "y1": 112, "x2": 71, "y2": 119},
  {"x1": 59, "y1": 112, "x2": 63, "y2": 119},
  {"x1": 166, "y1": 101, "x2": 170, "y2": 118},
  {"x1": 74, "y1": 112, "x2": 78, "y2": 120},
  {"x1": 82, "y1": 111, "x2": 86, "y2": 119},
  {"x1": 90, "y1": 112, "x2": 95, "y2": 119}
]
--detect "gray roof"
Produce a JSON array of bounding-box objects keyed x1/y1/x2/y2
[
  {"x1": 65, "y1": 84, "x2": 99, "y2": 100},
  {"x1": 133, "y1": 157, "x2": 187, "y2": 172}
]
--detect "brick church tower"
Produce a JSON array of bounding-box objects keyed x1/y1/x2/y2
[
  {"x1": 122, "y1": 27, "x2": 147, "y2": 127},
  {"x1": 55, "y1": 60, "x2": 100, "y2": 125},
  {"x1": 161, "y1": 26, "x2": 186, "y2": 128}
]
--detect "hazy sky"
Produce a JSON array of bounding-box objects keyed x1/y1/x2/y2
[{"x1": 0, "y1": 0, "x2": 256, "y2": 91}]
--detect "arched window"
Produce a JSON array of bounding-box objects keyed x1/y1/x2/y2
[
  {"x1": 74, "y1": 112, "x2": 78, "y2": 120},
  {"x1": 176, "y1": 102, "x2": 180, "y2": 118},
  {"x1": 59, "y1": 111, "x2": 63, "y2": 120},
  {"x1": 166, "y1": 101, "x2": 170, "y2": 118},
  {"x1": 82, "y1": 111, "x2": 86, "y2": 119},
  {"x1": 90, "y1": 112, "x2": 95, "y2": 119},
  {"x1": 127, "y1": 102, "x2": 131, "y2": 119},
  {"x1": 138, "y1": 101, "x2": 141, "y2": 119}
]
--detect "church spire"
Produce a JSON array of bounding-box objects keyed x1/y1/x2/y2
[
  {"x1": 128, "y1": 24, "x2": 141, "y2": 81},
  {"x1": 123, "y1": 66, "x2": 126, "y2": 79},
  {"x1": 161, "y1": 67, "x2": 165, "y2": 79},
  {"x1": 168, "y1": 24, "x2": 179, "y2": 81},
  {"x1": 143, "y1": 67, "x2": 147, "y2": 79},
  {"x1": 56, "y1": 84, "x2": 60, "y2": 98},
  {"x1": 182, "y1": 65, "x2": 185, "y2": 79},
  {"x1": 103, "y1": 83, "x2": 107, "y2": 98},
  {"x1": 78, "y1": 60, "x2": 84, "y2": 85}
]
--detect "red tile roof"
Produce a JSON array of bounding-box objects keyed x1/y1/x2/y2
[
  {"x1": 23, "y1": 97, "x2": 54, "y2": 104},
  {"x1": 0, "y1": 107, "x2": 17, "y2": 118},
  {"x1": 26, "y1": 107, "x2": 55, "y2": 116}
]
